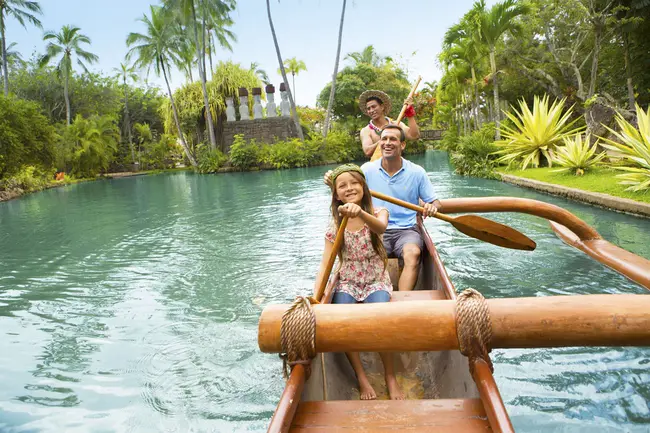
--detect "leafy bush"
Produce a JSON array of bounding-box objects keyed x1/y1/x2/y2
[
  {"x1": 229, "y1": 134, "x2": 261, "y2": 169},
  {"x1": 262, "y1": 138, "x2": 324, "y2": 169},
  {"x1": 438, "y1": 128, "x2": 460, "y2": 152},
  {"x1": 143, "y1": 134, "x2": 183, "y2": 170},
  {"x1": 322, "y1": 127, "x2": 363, "y2": 162},
  {"x1": 451, "y1": 123, "x2": 498, "y2": 178},
  {"x1": 0, "y1": 165, "x2": 53, "y2": 192},
  {"x1": 552, "y1": 134, "x2": 606, "y2": 176},
  {"x1": 599, "y1": 104, "x2": 650, "y2": 191},
  {"x1": 196, "y1": 144, "x2": 228, "y2": 173},
  {"x1": 0, "y1": 95, "x2": 58, "y2": 178},
  {"x1": 495, "y1": 95, "x2": 584, "y2": 169}
]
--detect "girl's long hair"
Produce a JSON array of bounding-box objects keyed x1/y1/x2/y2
[{"x1": 330, "y1": 171, "x2": 388, "y2": 270}]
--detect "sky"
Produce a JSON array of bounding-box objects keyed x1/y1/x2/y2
[{"x1": 5, "y1": 0, "x2": 497, "y2": 107}]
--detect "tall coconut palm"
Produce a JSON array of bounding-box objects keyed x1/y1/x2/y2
[
  {"x1": 204, "y1": 1, "x2": 236, "y2": 79},
  {"x1": 39, "y1": 25, "x2": 98, "y2": 126},
  {"x1": 249, "y1": 62, "x2": 269, "y2": 84},
  {"x1": 126, "y1": 5, "x2": 197, "y2": 167},
  {"x1": 0, "y1": 0, "x2": 42, "y2": 96},
  {"x1": 473, "y1": 0, "x2": 528, "y2": 139},
  {"x1": 345, "y1": 44, "x2": 383, "y2": 67},
  {"x1": 163, "y1": 0, "x2": 235, "y2": 151},
  {"x1": 0, "y1": 39, "x2": 23, "y2": 78},
  {"x1": 323, "y1": 0, "x2": 346, "y2": 138},
  {"x1": 266, "y1": 0, "x2": 304, "y2": 141},
  {"x1": 113, "y1": 61, "x2": 139, "y2": 164},
  {"x1": 278, "y1": 57, "x2": 306, "y2": 102}
]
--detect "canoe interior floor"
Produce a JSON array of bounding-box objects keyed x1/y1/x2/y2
[{"x1": 290, "y1": 399, "x2": 492, "y2": 432}]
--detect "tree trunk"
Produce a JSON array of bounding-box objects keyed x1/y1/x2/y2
[
  {"x1": 162, "y1": 58, "x2": 197, "y2": 167},
  {"x1": 623, "y1": 33, "x2": 635, "y2": 111},
  {"x1": 587, "y1": 23, "x2": 602, "y2": 99},
  {"x1": 1, "y1": 16, "x2": 8, "y2": 97},
  {"x1": 64, "y1": 70, "x2": 71, "y2": 126},
  {"x1": 266, "y1": 0, "x2": 304, "y2": 141},
  {"x1": 208, "y1": 31, "x2": 214, "y2": 80},
  {"x1": 470, "y1": 66, "x2": 479, "y2": 130},
  {"x1": 323, "y1": 0, "x2": 346, "y2": 139},
  {"x1": 490, "y1": 48, "x2": 500, "y2": 140},
  {"x1": 123, "y1": 81, "x2": 136, "y2": 164},
  {"x1": 191, "y1": 0, "x2": 217, "y2": 151}
]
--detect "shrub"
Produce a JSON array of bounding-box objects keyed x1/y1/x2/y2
[
  {"x1": 322, "y1": 127, "x2": 362, "y2": 162},
  {"x1": 229, "y1": 134, "x2": 261, "y2": 169},
  {"x1": 552, "y1": 134, "x2": 606, "y2": 176},
  {"x1": 439, "y1": 128, "x2": 460, "y2": 152},
  {"x1": 495, "y1": 95, "x2": 584, "y2": 169},
  {"x1": 262, "y1": 138, "x2": 324, "y2": 169},
  {"x1": 451, "y1": 123, "x2": 499, "y2": 178},
  {"x1": 0, "y1": 165, "x2": 53, "y2": 192},
  {"x1": 599, "y1": 103, "x2": 650, "y2": 191}
]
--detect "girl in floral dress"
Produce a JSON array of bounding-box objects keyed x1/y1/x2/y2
[{"x1": 313, "y1": 164, "x2": 404, "y2": 401}]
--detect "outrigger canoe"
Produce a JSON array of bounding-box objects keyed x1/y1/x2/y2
[{"x1": 258, "y1": 196, "x2": 650, "y2": 432}]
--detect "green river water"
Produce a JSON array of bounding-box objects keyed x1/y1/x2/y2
[{"x1": 1, "y1": 151, "x2": 649, "y2": 432}]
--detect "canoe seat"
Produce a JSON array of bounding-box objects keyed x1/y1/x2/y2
[{"x1": 290, "y1": 399, "x2": 492, "y2": 432}]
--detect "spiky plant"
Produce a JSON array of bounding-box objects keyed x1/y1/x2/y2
[
  {"x1": 494, "y1": 94, "x2": 584, "y2": 169},
  {"x1": 599, "y1": 104, "x2": 650, "y2": 192},
  {"x1": 552, "y1": 134, "x2": 606, "y2": 176}
]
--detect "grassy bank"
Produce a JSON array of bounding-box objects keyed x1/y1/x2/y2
[{"x1": 500, "y1": 167, "x2": 650, "y2": 204}]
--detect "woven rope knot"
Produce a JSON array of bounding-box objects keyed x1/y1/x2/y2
[
  {"x1": 455, "y1": 288, "x2": 494, "y2": 373},
  {"x1": 279, "y1": 296, "x2": 317, "y2": 379}
]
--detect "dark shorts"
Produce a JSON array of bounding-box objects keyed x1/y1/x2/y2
[
  {"x1": 332, "y1": 290, "x2": 391, "y2": 304},
  {"x1": 383, "y1": 226, "x2": 423, "y2": 264}
]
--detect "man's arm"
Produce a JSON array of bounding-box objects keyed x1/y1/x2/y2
[
  {"x1": 361, "y1": 127, "x2": 379, "y2": 157},
  {"x1": 404, "y1": 116, "x2": 420, "y2": 141}
]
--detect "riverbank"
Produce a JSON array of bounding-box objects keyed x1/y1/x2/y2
[{"x1": 499, "y1": 167, "x2": 650, "y2": 218}]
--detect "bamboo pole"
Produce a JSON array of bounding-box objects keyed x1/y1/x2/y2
[
  {"x1": 258, "y1": 294, "x2": 650, "y2": 353},
  {"x1": 313, "y1": 216, "x2": 348, "y2": 302}
]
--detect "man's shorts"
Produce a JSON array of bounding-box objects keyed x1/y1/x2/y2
[{"x1": 383, "y1": 226, "x2": 423, "y2": 264}]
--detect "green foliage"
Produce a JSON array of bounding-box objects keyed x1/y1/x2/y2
[
  {"x1": 600, "y1": 104, "x2": 650, "y2": 191},
  {"x1": 0, "y1": 165, "x2": 53, "y2": 193},
  {"x1": 316, "y1": 62, "x2": 410, "y2": 128},
  {"x1": 196, "y1": 145, "x2": 228, "y2": 173},
  {"x1": 551, "y1": 134, "x2": 606, "y2": 176},
  {"x1": 261, "y1": 139, "x2": 323, "y2": 169},
  {"x1": 438, "y1": 128, "x2": 461, "y2": 152},
  {"x1": 495, "y1": 95, "x2": 584, "y2": 169},
  {"x1": 0, "y1": 95, "x2": 57, "y2": 178},
  {"x1": 321, "y1": 127, "x2": 363, "y2": 162},
  {"x1": 59, "y1": 114, "x2": 120, "y2": 177},
  {"x1": 451, "y1": 123, "x2": 499, "y2": 178},
  {"x1": 229, "y1": 134, "x2": 261, "y2": 169}
]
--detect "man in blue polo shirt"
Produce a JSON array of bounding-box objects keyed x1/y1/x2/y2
[{"x1": 324, "y1": 124, "x2": 440, "y2": 291}]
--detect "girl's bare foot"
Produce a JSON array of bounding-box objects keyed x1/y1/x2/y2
[
  {"x1": 386, "y1": 375, "x2": 404, "y2": 400},
  {"x1": 358, "y1": 376, "x2": 377, "y2": 400}
]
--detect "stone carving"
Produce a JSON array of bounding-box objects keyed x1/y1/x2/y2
[
  {"x1": 225, "y1": 97, "x2": 236, "y2": 122},
  {"x1": 238, "y1": 88, "x2": 250, "y2": 120},
  {"x1": 279, "y1": 82, "x2": 290, "y2": 117},
  {"x1": 252, "y1": 87, "x2": 263, "y2": 120},
  {"x1": 265, "y1": 84, "x2": 277, "y2": 118}
]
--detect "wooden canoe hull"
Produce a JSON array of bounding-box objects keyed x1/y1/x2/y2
[{"x1": 301, "y1": 222, "x2": 478, "y2": 402}]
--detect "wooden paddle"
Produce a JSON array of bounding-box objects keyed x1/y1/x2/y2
[
  {"x1": 313, "y1": 216, "x2": 349, "y2": 302},
  {"x1": 370, "y1": 75, "x2": 422, "y2": 162},
  {"x1": 370, "y1": 190, "x2": 536, "y2": 251}
]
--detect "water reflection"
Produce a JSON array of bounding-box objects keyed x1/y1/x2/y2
[{"x1": 0, "y1": 153, "x2": 649, "y2": 432}]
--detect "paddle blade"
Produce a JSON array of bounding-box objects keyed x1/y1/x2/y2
[{"x1": 450, "y1": 215, "x2": 537, "y2": 251}]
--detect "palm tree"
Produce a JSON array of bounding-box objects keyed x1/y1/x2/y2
[
  {"x1": 126, "y1": 5, "x2": 197, "y2": 167},
  {"x1": 1, "y1": 0, "x2": 42, "y2": 96},
  {"x1": 204, "y1": 1, "x2": 236, "y2": 79},
  {"x1": 39, "y1": 25, "x2": 98, "y2": 126},
  {"x1": 323, "y1": 0, "x2": 346, "y2": 138},
  {"x1": 345, "y1": 45, "x2": 383, "y2": 67},
  {"x1": 0, "y1": 39, "x2": 23, "y2": 78},
  {"x1": 249, "y1": 62, "x2": 269, "y2": 84},
  {"x1": 163, "y1": 0, "x2": 235, "y2": 151},
  {"x1": 278, "y1": 57, "x2": 306, "y2": 102},
  {"x1": 266, "y1": 0, "x2": 304, "y2": 141},
  {"x1": 473, "y1": 0, "x2": 528, "y2": 139},
  {"x1": 113, "y1": 61, "x2": 139, "y2": 164}
]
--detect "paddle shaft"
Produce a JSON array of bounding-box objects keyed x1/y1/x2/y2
[
  {"x1": 370, "y1": 76, "x2": 422, "y2": 161},
  {"x1": 370, "y1": 190, "x2": 449, "y2": 222},
  {"x1": 314, "y1": 216, "x2": 348, "y2": 302}
]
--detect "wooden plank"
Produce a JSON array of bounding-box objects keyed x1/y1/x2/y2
[
  {"x1": 391, "y1": 290, "x2": 446, "y2": 302},
  {"x1": 290, "y1": 399, "x2": 491, "y2": 432}
]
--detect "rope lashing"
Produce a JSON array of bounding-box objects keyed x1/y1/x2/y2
[
  {"x1": 279, "y1": 296, "x2": 317, "y2": 379},
  {"x1": 455, "y1": 288, "x2": 494, "y2": 373}
]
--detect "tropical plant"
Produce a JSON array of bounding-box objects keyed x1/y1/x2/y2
[
  {"x1": 552, "y1": 133, "x2": 606, "y2": 175},
  {"x1": 113, "y1": 62, "x2": 139, "y2": 163},
  {"x1": 599, "y1": 103, "x2": 650, "y2": 191},
  {"x1": 323, "y1": 0, "x2": 347, "y2": 139},
  {"x1": 494, "y1": 95, "x2": 584, "y2": 169},
  {"x1": 0, "y1": 0, "x2": 42, "y2": 95},
  {"x1": 249, "y1": 61, "x2": 269, "y2": 84},
  {"x1": 472, "y1": 0, "x2": 528, "y2": 139},
  {"x1": 229, "y1": 134, "x2": 260, "y2": 169},
  {"x1": 126, "y1": 5, "x2": 197, "y2": 166},
  {"x1": 0, "y1": 40, "x2": 23, "y2": 75},
  {"x1": 451, "y1": 123, "x2": 499, "y2": 177},
  {"x1": 278, "y1": 57, "x2": 307, "y2": 102},
  {"x1": 39, "y1": 25, "x2": 98, "y2": 126},
  {"x1": 265, "y1": 0, "x2": 304, "y2": 141},
  {"x1": 60, "y1": 114, "x2": 119, "y2": 177},
  {"x1": 196, "y1": 144, "x2": 227, "y2": 173},
  {"x1": 345, "y1": 45, "x2": 385, "y2": 67}
]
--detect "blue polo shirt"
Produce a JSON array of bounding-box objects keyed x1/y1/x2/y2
[{"x1": 361, "y1": 158, "x2": 437, "y2": 230}]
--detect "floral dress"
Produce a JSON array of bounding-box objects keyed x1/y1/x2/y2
[{"x1": 325, "y1": 208, "x2": 393, "y2": 301}]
